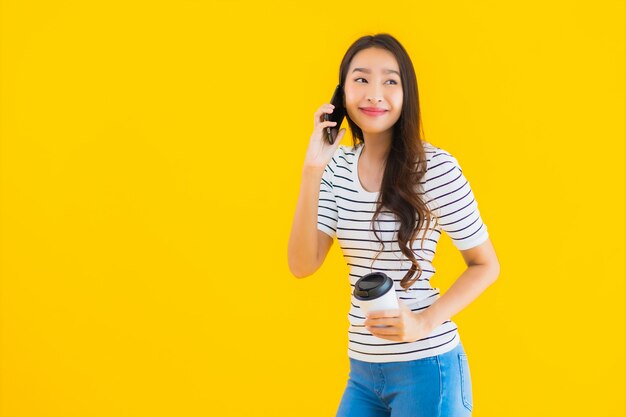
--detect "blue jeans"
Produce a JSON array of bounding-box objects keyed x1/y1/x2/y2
[{"x1": 335, "y1": 341, "x2": 473, "y2": 417}]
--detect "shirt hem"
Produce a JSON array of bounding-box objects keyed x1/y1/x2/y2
[
  {"x1": 346, "y1": 332, "x2": 461, "y2": 363},
  {"x1": 454, "y1": 229, "x2": 489, "y2": 250}
]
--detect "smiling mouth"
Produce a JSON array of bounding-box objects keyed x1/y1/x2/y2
[{"x1": 360, "y1": 108, "x2": 388, "y2": 116}]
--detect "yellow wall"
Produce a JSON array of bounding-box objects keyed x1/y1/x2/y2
[{"x1": 1, "y1": 1, "x2": 623, "y2": 416}]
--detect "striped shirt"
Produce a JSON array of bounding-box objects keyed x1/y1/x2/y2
[{"x1": 317, "y1": 141, "x2": 489, "y2": 363}]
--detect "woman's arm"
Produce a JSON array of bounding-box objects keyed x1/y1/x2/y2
[
  {"x1": 287, "y1": 166, "x2": 326, "y2": 278},
  {"x1": 420, "y1": 238, "x2": 501, "y2": 332}
]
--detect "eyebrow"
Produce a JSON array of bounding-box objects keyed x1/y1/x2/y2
[{"x1": 352, "y1": 67, "x2": 401, "y2": 77}]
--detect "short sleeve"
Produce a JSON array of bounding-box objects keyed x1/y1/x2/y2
[
  {"x1": 426, "y1": 151, "x2": 489, "y2": 250},
  {"x1": 317, "y1": 155, "x2": 338, "y2": 239}
]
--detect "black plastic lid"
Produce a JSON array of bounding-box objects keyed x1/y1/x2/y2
[{"x1": 353, "y1": 272, "x2": 393, "y2": 301}]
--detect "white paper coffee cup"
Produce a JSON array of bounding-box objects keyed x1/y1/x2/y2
[{"x1": 353, "y1": 272, "x2": 399, "y2": 319}]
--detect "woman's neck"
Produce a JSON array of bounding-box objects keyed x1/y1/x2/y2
[{"x1": 361, "y1": 132, "x2": 392, "y2": 167}]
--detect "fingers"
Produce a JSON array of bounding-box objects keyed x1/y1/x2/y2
[
  {"x1": 319, "y1": 120, "x2": 337, "y2": 130},
  {"x1": 368, "y1": 326, "x2": 400, "y2": 336},
  {"x1": 314, "y1": 103, "x2": 336, "y2": 126},
  {"x1": 364, "y1": 317, "x2": 399, "y2": 327},
  {"x1": 367, "y1": 310, "x2": 400, "y2": 319}
]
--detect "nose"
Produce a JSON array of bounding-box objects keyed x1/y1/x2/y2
[{"x1": 365, "y1": 81, "x2": 384, "y2": 103}]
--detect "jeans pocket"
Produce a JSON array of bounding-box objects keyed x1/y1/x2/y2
[{"x1": 458, "y1": 353, "x2": 473, "y2": 411}]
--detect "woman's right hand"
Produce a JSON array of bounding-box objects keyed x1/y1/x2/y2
[{"x1": 303, "y1": 103, "x2": 346, "y2": 170}]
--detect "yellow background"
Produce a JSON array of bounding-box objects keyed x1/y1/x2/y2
[{"x1": 1, "y1": 1, "x2": 624, "y2": 416}]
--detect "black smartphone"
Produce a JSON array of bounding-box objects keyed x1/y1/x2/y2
[{"x1": 323, "y1": 84, "x2": 346, "y2": 144}]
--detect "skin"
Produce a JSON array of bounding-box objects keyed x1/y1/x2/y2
[{"x1": 343, "y1": 47, "x2": 501, "y2": 342}]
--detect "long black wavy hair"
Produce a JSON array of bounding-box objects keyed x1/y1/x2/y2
[{"x1": 338, "y1": 33, "x2": 437, "y2": 291}]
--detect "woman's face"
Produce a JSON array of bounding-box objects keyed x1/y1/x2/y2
[{"x1": 343, "y1": 47, "x2": 403, "y2": 137}]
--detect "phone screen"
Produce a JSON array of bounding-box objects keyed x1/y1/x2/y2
[{"x1": 324, "y1": 84, "x2": 346, "y2": 144}]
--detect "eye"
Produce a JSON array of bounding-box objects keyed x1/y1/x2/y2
[{"x1": 354, "y1": 78, "x2": 399, "y2": 85}]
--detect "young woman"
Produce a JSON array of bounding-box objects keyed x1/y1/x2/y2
[{"x1": 287, "y1": 33, "x2": 500, "y2": 417}]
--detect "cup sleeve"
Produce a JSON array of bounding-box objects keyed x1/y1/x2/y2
[
  {"x1": 426, "y1": 153, "x2": 489, "y2": 250},
  {"x1": 317, "y1": 161, "x2": 338, "y2": 239}
]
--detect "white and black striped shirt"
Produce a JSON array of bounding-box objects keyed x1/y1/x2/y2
[{"x1": 317, "y1": 141, "x2": 489, "y2": 363}]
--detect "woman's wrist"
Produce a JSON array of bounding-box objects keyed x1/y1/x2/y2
[
  {"x1": 302, "y1": 164, "x2": 325, "y2": 177},
  {"x1": 415, "y1": 309, "x2": 437, "y2": 335}
]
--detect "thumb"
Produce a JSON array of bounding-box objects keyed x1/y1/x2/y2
[{"x1": 334, "y1": 128, "x2": 346, "y2": 146}]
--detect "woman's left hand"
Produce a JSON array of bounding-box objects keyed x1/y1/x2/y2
[{"x1": 364, "y1": 299, "x2": 433, "y2": 342}]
